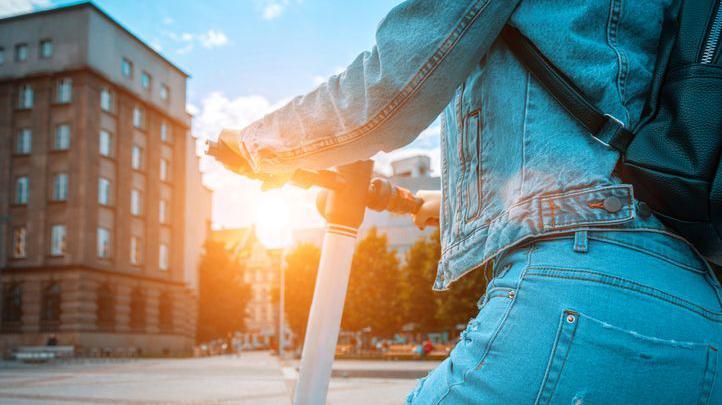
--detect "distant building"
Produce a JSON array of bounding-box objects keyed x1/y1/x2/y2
[
  {"x1": 293, "y1": 155, "x2": 440, "y2": 260},
  {"x1": 0, "y1": 3, "x2": 209, "y2": 356},
  {"x1": 211, "y1": 227, "x2": 286, "y2": 348}
]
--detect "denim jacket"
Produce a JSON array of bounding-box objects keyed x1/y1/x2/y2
[{"x1": 220, "y1": 0, "x2": 675, "y2": 290}]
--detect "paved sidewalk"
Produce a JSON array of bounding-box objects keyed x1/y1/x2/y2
[
  {"x1": 0, "y1": 352, "x2": 289, "y2": 404},
  {"x1": 0, "y1": 352, "x2": 437, "y2": 404}
]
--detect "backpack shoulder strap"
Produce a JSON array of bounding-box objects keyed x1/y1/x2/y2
[{"x1": 500, "y1": 25, "x2": 634, "y2": 154}]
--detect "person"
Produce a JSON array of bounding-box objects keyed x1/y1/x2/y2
[
  {"x1": 422, "y1": 338, "x2": 434, "y2": 357},
  {"x1": 217, "y1": 1, "x2": 722, "y2": 403},
  {"x1": 46, "y1": 334, "x2": 58, "y2": 346}
]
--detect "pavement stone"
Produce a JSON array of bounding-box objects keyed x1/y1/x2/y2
[{"x1": 0, "y1": 352, "x2": 438, "y2": 404}]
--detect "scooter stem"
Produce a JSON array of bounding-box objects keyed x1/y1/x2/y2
[{"x1": 293, "y1": 161, "x2": 373, "y2": 405}]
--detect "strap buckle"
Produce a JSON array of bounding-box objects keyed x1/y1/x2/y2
[{"x1": 595, "y1": 114, "x2": 632, "y2": 153}]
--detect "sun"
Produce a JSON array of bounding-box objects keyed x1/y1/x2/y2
[{"x1": 255, "y1": 191, "x2": 293, "y2": 249}]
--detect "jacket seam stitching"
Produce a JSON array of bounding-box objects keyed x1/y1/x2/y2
[{"x1": 441, "y1": 184, "x2": 632, "y2": 254}]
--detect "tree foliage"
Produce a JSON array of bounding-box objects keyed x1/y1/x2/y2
[
  {"x1": 196, "y1": 239, "x2": 251, "y2": 343},
  {"x1": 398, "y1": 230, "x2": 443, "y2": 333},
  {"x1": 341, "y1": 228, "x2": 401, "y2": 337},
  {"x1": 283, "y1": 243, "x2": 321, "y2": 344}
]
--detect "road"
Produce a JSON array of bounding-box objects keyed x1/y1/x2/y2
[{"x1": 0, "y1": 352, "x2": 438, "y2": 404}]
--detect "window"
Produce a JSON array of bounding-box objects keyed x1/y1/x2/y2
[
  {"x1": 160, "y1": 84, "x2": 169, "y2": 101},
  {"x1": 1, "y1": 283, "x2": 23, "y2": 332},
  {"x1": 158, "y1": 292, "x2": 172, "y2": 331},
  {"x1": 12, "y1": 227, "x2": 27, "y2": 259},
  {"x1": 40, "y1": 283, "x2": 61, "y2": 331},
  {"x1": 15, "y1": 129, "x2": 31, "y2": 154},
  {"x1": 130, "y1": 236, "x2": 142, "y2": 265},
  {"x1": 15, "y1": 43, "x2": 28, "y2": 62},
  {"x1": 160, "y1": 159, "x2": 170, "y2": 181},
  {"x1": 133, "y1": 106, "x2": 144, "y2": 128},
  {"x1": 159, "y1": 244, "x2": 169, "y2": 271},
  {"x1": 40, "y1": 39, "x2": 53, "y2": 59},
  {"x1": 100, "y1": 87, "x2": 114, "y2": 112},
  {"x1": 130, "y1": 189, "x2": 143, "y2": 216},
  {"x1": 141, "y1": 71, "x2": 151, "y2": 90},
  {"x1": 96, "y1": 284, "x2": 114, "y2": 331},
  {"x1": 159, "y1": 200, "x2": 168, "y2": 224},
  {"x1": 131, "y1": 146, "x2": 143, "y2": 170},
  {"x1": 99, "y1": 130, "x2": 113, "y2": 157},
  {"x1": 0, "y1": 47, "x2": 5, "y2": 65},
  {"x1": 51, "y1": 173, "x2": 68, "y2": 202},
  {"x1": 15, "y1": 177, "x2": 29, "y2": 205},
  {"x1": 18, "y1": 85, "x2": 33, "y2": 109},
  {"x1": 50, "y1": 225, "x2": 66, "y2": 256},
  {"x1": 54, "y1": 124, "x2": 70, "y2": 150},
  {"x1": 121, "y1": 58, "x2": 133, "y2": 78},
  {"x1": 97, "y1": 228, "x2": 111, "y2": 258},
  {"x1": 56, "y1": 78, "x2": 72, "y2": 103},
  {"x1": 129, "y1": 289, "x2": 145, "y2": 331},
  {"x1": 160, "y1": 121, "x2": 171, "y2": 142},
  {"x1": 98, "y1": 178, "x2": 111, "y2": 205}
]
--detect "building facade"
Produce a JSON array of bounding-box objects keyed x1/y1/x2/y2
[
  {"x1": 211, "y1": 227, "x2": 290, "y2": 349},
  {"x1": 0, "y1": 3, "x2": 208, "y2": 356}
]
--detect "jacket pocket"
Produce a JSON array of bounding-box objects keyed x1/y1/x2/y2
[
  {"x1": 536, "y1": 310, "x2": 717, "y2": 405},
  {"x1": 462, "y1": 109, "x2": 482, "y2": 223}
]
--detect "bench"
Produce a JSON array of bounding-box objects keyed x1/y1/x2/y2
[{"x1": 13, "y1": 345, "x2": 75, "y2": 362}]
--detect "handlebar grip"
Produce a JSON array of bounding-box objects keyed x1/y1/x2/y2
[{"x1": 367, "y1": 178, "x2": 424, "y2": 215}]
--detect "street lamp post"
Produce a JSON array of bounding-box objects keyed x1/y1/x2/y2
[{"x1": 278, "y1": 251, "x2": 285, "y2": 359}]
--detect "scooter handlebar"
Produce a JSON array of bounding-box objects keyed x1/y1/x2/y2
[{"x1": 206, "y1": 140, "x2": 429, "y2": 219}]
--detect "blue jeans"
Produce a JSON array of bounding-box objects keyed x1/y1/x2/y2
[{"x1": 408, "y1": 230, "x2": 722, "y2": 404}]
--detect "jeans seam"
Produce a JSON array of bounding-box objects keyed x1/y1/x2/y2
[
  {"x1": 271, "y1": 0, "x2": 492, "y2": 163},
  {"x1": 534, "y1": 310, "x2": 579, "y2": 405},
  {"x1": 701, "y1": 347, "x2": 718, "y2": 405},
  {"x1": 435, "y1": 245, "x2": 535, "y2": 405},
  {"x1": 526, "y1": 267, "x2": 722, "y2": 322}
]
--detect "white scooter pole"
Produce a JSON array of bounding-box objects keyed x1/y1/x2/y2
[
  {"x1": 293, "y1": 161, "x2": 372, "y2": 405},
  {"x1": 293, "y1": 224, "x2": 358, "y2": 405}
]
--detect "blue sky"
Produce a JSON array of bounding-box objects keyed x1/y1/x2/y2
[{"x1": 2, "y1": 0, "x2": 441, "y2": 238}]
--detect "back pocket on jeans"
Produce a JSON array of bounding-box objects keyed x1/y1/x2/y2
[{"x1": 535, "y1": 310, "x2": 717, "y2": 405}]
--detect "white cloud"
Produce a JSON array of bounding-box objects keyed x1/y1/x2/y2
[
  {"x1": 198, "y1": 30, "x2": 229, "y2": 49},
  {"x1": 256, "y1": 0, "x2": 302, "y2": 21},
  {"x1": 262, "y1": 3, "x2": 283, "y2": 20},
  {"x1": 165, "y1": 29, "x2": 230, "y2": 55},
  {"x1": 0, "y1": 0, "x2": 50, "y2": 17}
]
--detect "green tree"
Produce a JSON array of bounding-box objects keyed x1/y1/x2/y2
[
  {"x1": 341, "y1": 228, "x2": 401, "y2": 337},
  {"x1": 196, "y1": 239, "x2": 251, "y2": 343},
  {"x1": 399, "y1": 230, "x2": 442, "y2": 333},
  {"x1": 283, "y1": 243, "x2": 321, "y2": 345}
]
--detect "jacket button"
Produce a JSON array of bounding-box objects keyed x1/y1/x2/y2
[
  {"x1": 602, "y1": 196, "x2": 622, "y2": 213},
  {"x1": 637, "y1": 201, "x2": 651, "y2": 218}
]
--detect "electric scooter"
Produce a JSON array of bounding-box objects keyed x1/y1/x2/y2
[{"x1": 207, "y1": 142, "x2": 427, "y2": 405}]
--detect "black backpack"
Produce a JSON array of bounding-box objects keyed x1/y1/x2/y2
[{"x1": 501, "y1": 0, "x2": 722, "y2": 266}]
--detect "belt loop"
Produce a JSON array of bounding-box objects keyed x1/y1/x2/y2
[{"x1": 573, "y1": 230, "x2": 589, "y2": 253}]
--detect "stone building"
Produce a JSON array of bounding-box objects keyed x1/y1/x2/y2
[
  {"x1": 0, "y1": 3, "x2": 210, "y2": 356},
  {"x1": 211, "y1": 227, "x2": 288, "y2": 348}
]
